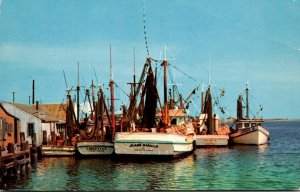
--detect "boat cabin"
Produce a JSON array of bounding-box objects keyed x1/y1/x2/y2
[
  {"x1": 156, "y1": 108, "x2": 188, "y2": 126},
  {"x1": 235, "y1": 119, "x2": 263, "y2": 129}
]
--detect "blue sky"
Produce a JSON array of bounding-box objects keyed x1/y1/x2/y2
[{"x1": 0, "y1": 0, "x2": 299, "y2": 119}]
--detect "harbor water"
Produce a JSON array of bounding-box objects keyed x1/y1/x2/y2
[{"x1": 1, "y1": 121, "x2": 300, "y2": 190}]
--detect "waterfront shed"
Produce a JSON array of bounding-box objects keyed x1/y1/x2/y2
[
  {"x1": 1, "y1": 102, "x2": 68, "y2": 147},
  {"x1": 0, "y1": 103, "x2": 20, "y2": 148},
  {"x1": 1, "y1": 102, "x2": 43, "y2": 146}
]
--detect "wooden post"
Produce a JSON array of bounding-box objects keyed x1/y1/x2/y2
[
  {"x1": 7, "y1": 143, "x2": 15, "y2": 153},
  {"x1": 20, "y1": 142, "x2": 26, "y2": 151},
  {"x1": 25, "y1": 141, "x2": 29, "y2": 150},
  {"x1": 20, "y1": 131, "x2": 26, "y2": 151},
  {"x1": 20, "y1": 132, "x2": 25, "y2": 143},
  {"x1": 42, "y1": 130, "x2": 47, "y2": 145},
  {"x1": 32, "y1": 133, "x2": 37, "y2": 147},
  {"x1": 51, "y1": 131, "x2": 56, "y2": 145}
]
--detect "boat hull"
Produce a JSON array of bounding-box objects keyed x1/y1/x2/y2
[
  {"x1": 114, "y1": 132, "x2": 194, "y2": 157},
  {"x1": 195, "y1": 135, "x2": 229, "y2": 146},
  {"x1": 41, "y1": 145, "x2": 76, "y2": 156},
  {"x1": 230, "y1": 126, "x2": 269, "y2": 145},
  {"x1": 76, "y1": 141, "x2": 114, "y2": 156}
]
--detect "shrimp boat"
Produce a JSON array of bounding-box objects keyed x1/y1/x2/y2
[
  {"x1": 76, "y1": 47, "x2": 115, "y2": 156},
  {"x1": 76, "y1": 84, "x2": 115, "y2": 156},
  {"x1": 195, "y1": 85, "x2": 230, "y2": 147},
  {"x1": 114, "y1": 58, "x2": 195, "y2": 158},
  {"x1": 229, "y1": 84, "x2": 269, "y2": 145}
]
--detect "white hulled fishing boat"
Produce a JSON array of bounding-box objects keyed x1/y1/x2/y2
[
  {"x1": 114, "y1": 58, "x2": 195, "y2": 158},
  {"x1": 76, "y1": 46, "x2": 115, "y2": 156},
  {"x1": 76, "y1": 85, "x2": 115, "y2": 156},
  {"x1": 229, "y1": 84, "x2": 269, "y2": 145}
]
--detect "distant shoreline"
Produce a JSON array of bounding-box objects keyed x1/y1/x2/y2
[
  {"x1": 263, "y1": 119, "x2": 300, "y2": 122},
  {"x1": 219, "y1": 118, "x2": 300, "y2": 123}
]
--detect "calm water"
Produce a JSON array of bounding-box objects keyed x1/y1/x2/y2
[{"x1": 1, "y1": 121, "x2": 300, "y2": 190}]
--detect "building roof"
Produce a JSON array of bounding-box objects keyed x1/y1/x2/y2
[
  {"x1": 0, "y1": 103, "x2": 19, "y2": 120},
  {"x1": 5, "y1": 102, "x2": 67, "y2": 123}
]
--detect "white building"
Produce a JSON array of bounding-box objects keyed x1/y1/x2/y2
[{"x1": 1, "y1": 102, "x2": 67, "y2": 147}]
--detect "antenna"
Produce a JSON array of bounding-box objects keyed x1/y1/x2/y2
[
  {"x1": 63, "y1": 70, "x2": 68, "y2": 89},
  {"x1": 164, "y1": 43, "x2": 167, "y2": 61},
  {"x1": 92, "y1": 65, "x2": 99, "y2": 85},
  {"x1": 110, "y1": 44, "x2": 113, "y2": 81},
  {"x1": 159, "y1": 18, "x2": 163, "y2": 60},
  {"x1": 133, "y1": 46, "x2": 136, "y2": 77},
  {"x1": 208, "y1": 49, "x2": 211, "y2": 85}
]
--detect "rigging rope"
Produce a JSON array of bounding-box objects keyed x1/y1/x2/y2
[
  {"x1": 168, "y1": 63, "x2": 198, "y2": 83},
  {"x1": 143, "y1": 0, "x2": 150, "y2": 57},
  {"x1": 114, "y1": 82, "x2": 130, "y2": 98}
]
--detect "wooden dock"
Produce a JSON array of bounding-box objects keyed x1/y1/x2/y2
[{"x1": 0, "y1": 143, "x2": 31, "y2": 177}]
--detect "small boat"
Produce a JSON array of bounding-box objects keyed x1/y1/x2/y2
[
  {"x1": 41, "y1": 145, "x2": 75, "y2": 156},
  {"x1": 229, "y1": 84, "x2": 269, "y2": 145},
  {"x1": 229, "y1": 119, "x2": 269, "y2": 145},
  {"x1": 114, "y1": 58, "x2": 195, "y2": 158},
  {"x1": 41, "y1": 65, "x2": 79, "y2": 157},
  {"x1": 41, "y1": 90, "x2": 77, "y2": 156}
]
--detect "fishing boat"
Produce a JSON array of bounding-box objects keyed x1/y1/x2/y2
[
  {"x1": 76, "y1": 47, "x2": 115, "y2": 156},
  {"x1": 195, "y1": 85, "x2": 230, "y2": 147},
  {"x1": 229, "y1": 84, "x2": 269, "y2": 145},
  {"x1": 114, "y1": 58, "x2": 195, "y2": 158},
  {"x1": 76, "y1": 85, "x2": 114, "y2": 156}
]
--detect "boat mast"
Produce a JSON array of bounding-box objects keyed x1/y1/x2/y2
[
  {"x1": 91, "y1": 80, "x2": 96, "y2": 110},
  {"x1": 201, "y1": 84, "x2": 204, "y2": 113},
  {"x1": 237, "y1": 93, "x2": 243, "y2": 120},
  {"x1": 161, "y1": 45, "x2": 170, "y2": 126},
  {"x1": 77, "y1": 62, "x2": 80, "y2": 125},
  {"x1": 162, "y1": 60, "x2": 169, "y2": 126},
  {"x1": 109, "y1": 45, "x2": 116, "y2": 136},
  {"x1": 245, "y1": 83, "x2": 249, "y2": 119},
  {"x1": 133, "y1": 47, "x2": 136, "y2": 97}
]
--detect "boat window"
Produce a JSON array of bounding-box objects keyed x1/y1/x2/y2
[
  {"x1": 237, "y1": 123, "x2": 242, "y2": 129},
  {"x1": 251, "y1": 123, "x2": 256, "y2": 127},
  {"x1": 258, "y1": 123, "x2": 261, "y2": 126},
  {"x1": 245, "y1": 123, "x2": 250, "y2": 127},
  {"x1": 171, "y1": 118, "x2": 177, "y2": 125}
]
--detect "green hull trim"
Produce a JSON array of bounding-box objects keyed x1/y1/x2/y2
[{"x1": 114, "y1": 140, "x2": 193, "y2": 145}]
